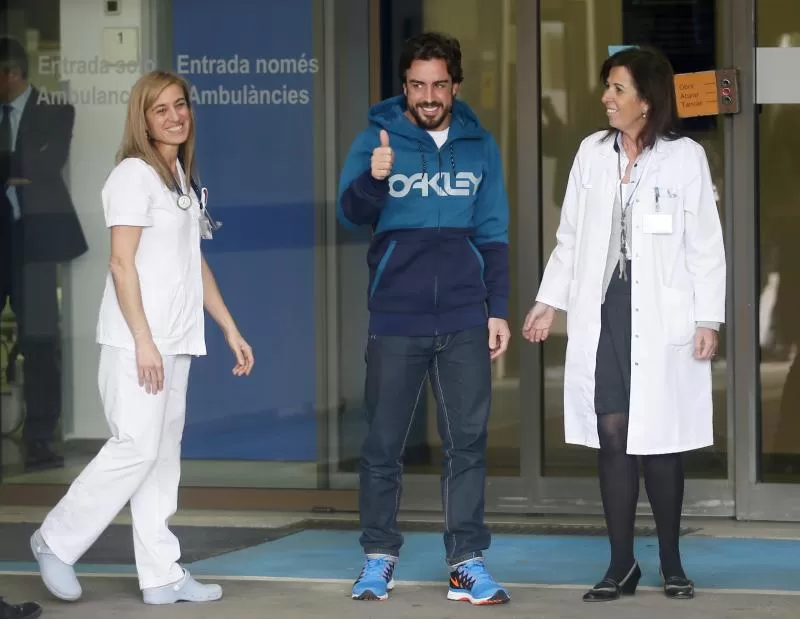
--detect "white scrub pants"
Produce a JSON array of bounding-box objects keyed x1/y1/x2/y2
[{"x1": 40, "y1": 344, "x2": 191, "y2": 590}]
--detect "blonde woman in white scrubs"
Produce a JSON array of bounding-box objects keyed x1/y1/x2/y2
[{"x1": 29, "y1": 70, "x2": 254, "y2": 605}]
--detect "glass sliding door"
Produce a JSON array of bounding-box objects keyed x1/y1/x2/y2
[{"x1": 732, "y1": 0, "x2": 800, "y2": 520}]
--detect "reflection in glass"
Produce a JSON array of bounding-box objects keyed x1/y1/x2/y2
[
  {"x1": 1, "y1": 5, "x2": 84, "y2": 477},
  {"x1": 2, "y1": 0, "x2": 326, "y2": 490},
  {"x1": 757, "y1": 8, "x2": 800, "y2": 483}
]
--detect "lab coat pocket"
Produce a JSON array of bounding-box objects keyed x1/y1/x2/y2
[
  {"x1": 579, "y1": 182, "x2": 594, "y2": 206},
  {"x1": 661, "y1": 286, "x2": 695, "y2": 346},
  {"x1": 654, "y1": 187, "x2": 681, "y2": 214}
]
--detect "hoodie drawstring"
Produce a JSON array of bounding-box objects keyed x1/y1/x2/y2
[
  {"x1": 418, "y1": 143, "x2": 427, "y2": 174},
  {"x1": 416, "y1": 142, "x2": 457, "y2": 177}
]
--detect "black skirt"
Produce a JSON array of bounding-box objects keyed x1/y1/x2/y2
[{"x1": 594, "y1": 260, "x2": 632, "y2": 415}]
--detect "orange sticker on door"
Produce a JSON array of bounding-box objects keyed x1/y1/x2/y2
[{"x1": 673, "y1": 70, "x2": 719, "y2": 118}]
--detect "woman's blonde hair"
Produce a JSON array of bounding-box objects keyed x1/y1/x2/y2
[{"x1": 116, "y1": 70, "x2": 197, "y2": 189}]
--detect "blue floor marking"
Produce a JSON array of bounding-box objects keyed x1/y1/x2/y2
[{"x1": 3, "y1": 531, "x2": 799, "y2": 591}]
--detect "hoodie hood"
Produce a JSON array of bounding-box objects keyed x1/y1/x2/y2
[{"x1": 367, "y1": 94, "x2": 486, "y2": 142}]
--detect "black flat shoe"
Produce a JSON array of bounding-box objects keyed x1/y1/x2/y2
[
  {"x1": 0, "y1": 597, "x2": 43, "y2": 619},
  {"x1": 582, "y1": 561, "x2": 641, "y2": 602},
  {"x1": 24, "y1": 442, "x2": 64, "y2": 472},
  {"x1": 664, "y1": 575, "x2": 695, "y2": 599}
]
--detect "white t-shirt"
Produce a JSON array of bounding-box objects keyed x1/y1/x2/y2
[
  {"x1": 95, "y1": 157, "x2": 206, "y2": 356},
  {"x1": 428, "y1": 128, "x2": 449, "y2": 149}
]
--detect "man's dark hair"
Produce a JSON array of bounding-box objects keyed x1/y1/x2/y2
[
  {"x1": 398, "y1": 31, "x2": 463, "y2": 85},
  {"x1": 600, "y1": 46, "x2": 681, "y2": 149},
  {"x1": 0, "y1": 36, "x2": 28, "y2": 79}
]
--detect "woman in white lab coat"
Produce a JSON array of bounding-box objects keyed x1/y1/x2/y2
[
  {"x1": 523, "y1": 47, "x2": 725, "y2": 601},
  {"x1": 29, "y1": 70, "x2": 254, "y2": 605}
]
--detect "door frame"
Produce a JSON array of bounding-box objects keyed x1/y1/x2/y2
[
  {"x1": 731, "y1": 0, "x2": 800, "y2": 521},
  {"x1": 519, "y1": 0, "x2": 743, "y2": 518}
]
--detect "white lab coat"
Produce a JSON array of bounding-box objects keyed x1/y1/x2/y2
[{"x1": 536, "y1": 130, "x2": 726, "y2": 455}]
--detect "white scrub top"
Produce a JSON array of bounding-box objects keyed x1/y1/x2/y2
[{"x1": 96, "y1": 157, "x2": 206, "y2": 356}]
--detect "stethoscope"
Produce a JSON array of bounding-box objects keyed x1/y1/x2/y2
[
  {"x1": 176, "y1": 190, "x2": 192, "y2": 210},
  {"x1": 171, "y1": 174, "x2": 195, "y2": 211},
  {"x1": 172, "y1": 176, "x2": 222, "y2": 232}
]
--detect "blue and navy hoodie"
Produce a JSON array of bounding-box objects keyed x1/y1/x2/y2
[{"x1": 337, "y1": 95, "x2": 509, "y2": 336}]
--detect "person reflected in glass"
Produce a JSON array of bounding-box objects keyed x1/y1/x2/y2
[
  {"x1": 0, "y1": 36, "x2": 88, "y2": 471},
  {"x1": 522, "y1": 47, "x2": 726, "y2": 601},
  {"x1": 29, "y1": 70, "x2": 254, "y2": 605}
]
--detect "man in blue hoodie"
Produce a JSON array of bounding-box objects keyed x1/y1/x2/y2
[{"x1": 338, "y1": 32, "x2": 511, "y2": 605}]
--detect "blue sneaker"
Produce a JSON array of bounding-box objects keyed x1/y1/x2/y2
[
  {"x1": 351, "y1": 556, "x2": 396, "y2": 601},
  {"x1": 447, "y1": 558, "x2": 510, "y2": 605}
]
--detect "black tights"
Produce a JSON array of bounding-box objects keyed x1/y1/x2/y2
[{"x1": 597, "y1": 413, "x2": 686, "y2": 581}]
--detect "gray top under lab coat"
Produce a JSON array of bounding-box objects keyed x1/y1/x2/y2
[{"x1": 602, "y1": 139, "x2": 719, "y2": 332}]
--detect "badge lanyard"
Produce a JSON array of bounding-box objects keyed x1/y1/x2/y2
[
  {"x1": 616, "y1": 136, "x2": 651, "y2": 280},
  {"x1": 197, "y1": 186, "x2": 223, "y2": 237}
]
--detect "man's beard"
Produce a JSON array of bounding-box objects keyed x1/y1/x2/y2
[{"x1": 408, "y1": 100, "x2": 451, "y2": 130}]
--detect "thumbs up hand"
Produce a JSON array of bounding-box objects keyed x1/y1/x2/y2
[{"x1": 371, "y1": 129, "x2": 394, "y2": 180}]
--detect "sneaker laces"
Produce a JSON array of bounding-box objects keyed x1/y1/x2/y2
[
  {"x1": 358, "y1": 557, "x2": 393, "y2": 582},
  {"x1": 455, "y1": 559, "x2": 494, "y2": 588}
]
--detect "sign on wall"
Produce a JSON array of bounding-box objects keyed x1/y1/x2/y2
[{"x1": 172, "y1": 0, "x2": 319, "y2": 462}]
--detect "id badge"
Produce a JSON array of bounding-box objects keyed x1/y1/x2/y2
[
  {"x1": 643, "y1": 213, "x2": 673, "y2": 234},
  {"x1": 199, "y1": 213, "x2": 214, "y2": 240}
]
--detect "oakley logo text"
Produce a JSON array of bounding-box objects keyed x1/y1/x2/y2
[{"x1": 388, "y1": 172, "x2": 482, "y2": 198}]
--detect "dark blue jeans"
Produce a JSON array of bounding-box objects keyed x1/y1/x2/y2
[{"x1": 358, "y1": 324, "x2": 492, "y2": 566}]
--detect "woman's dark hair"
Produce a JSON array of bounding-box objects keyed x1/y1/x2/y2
[
  {"x1": 600, "y1": 46, "x2": 681, "y2": 148},
  {"x1": 398, "y1": 31, "x2": 464, "y2": 85}
]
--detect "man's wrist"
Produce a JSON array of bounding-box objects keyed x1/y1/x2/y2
[{"x1": 487, "y1": 295, "x2": 509, "y2": 320}]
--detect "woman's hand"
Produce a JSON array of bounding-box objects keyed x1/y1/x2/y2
[
  {"x1": 225, "y1": 330, "x2": 255, "y2": 376},
  {"x1": 694, "y1": 327, "x2": 718, "y2": 361},
  {"x1": 522, "y1": 302, "x2": 556, "y2": 343},
  {"x1": 135, "y1": 336, "x2": 164, "y2": 394}
]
